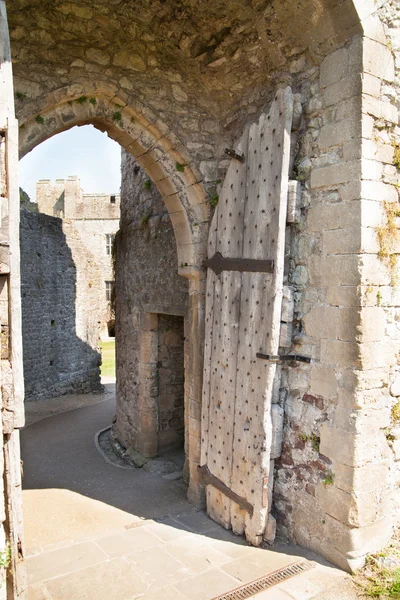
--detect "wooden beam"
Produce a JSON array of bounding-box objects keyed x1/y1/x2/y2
[{"x1": 197, "y1": 465, "x2": 254, "y2": 516}]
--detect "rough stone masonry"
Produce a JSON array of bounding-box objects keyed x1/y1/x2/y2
[
  {"x1": 20, "y1": 177, "x2": 120, "y2": 401},
  {"x1": 0, "y1": 1, "x2": 398, "y2": 595}
]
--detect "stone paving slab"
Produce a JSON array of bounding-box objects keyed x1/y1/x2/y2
[
  {"x1": 23, "y1": 395, "x2": 359, "y2": 600},
  {"x1": 26, "y1": 513, "x2": 357, "y2": 600},
  {"x1": 27, "y1": 541, "x2": 108, "y2": 586}
]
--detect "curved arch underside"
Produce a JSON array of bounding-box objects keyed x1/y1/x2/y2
[
  {"x1": 9, "y1": 0, "x2": 365, "y2": 146},
  {"x1": 19, "y1": 91, "x2": 210, "y2": 270}
]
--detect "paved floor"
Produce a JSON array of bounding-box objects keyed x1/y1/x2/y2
[{"x1": 21, "y1": 392, "x2": 358, "y2": 600}]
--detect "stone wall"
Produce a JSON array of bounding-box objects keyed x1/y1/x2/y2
[
  {"x1": 20, "y1": 209, "x2": 102, "y2": 400},
  {"x1": 36, "y1": 177, "x2": 120, "y2": 338},
  {"x1": 375, "y1": 0, "x2": 400, "y2": 543},
  {"x1": 36, "y1": 175, "x2": 121, "y2": 220},
  {"x1": 271, "y1": 14, "x2": 400, "y2": 569},
  {"x1": 114, "y1": 152, "x2": 188, "y2": 457},
  {"x1": 158, "y1": 314, "x2": 185, "y2": 451},
  {"x1": 6, "y1": 0, "x2": 400, "y2": 576}
]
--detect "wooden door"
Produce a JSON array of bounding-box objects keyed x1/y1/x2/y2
[{"x1": 200, "y1": 87, "x2": 293, "y2": 546}]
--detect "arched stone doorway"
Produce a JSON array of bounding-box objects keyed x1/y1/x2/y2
[
  {"x1": 1, "y1": 0, "x2": 399, "y2": 587},
  {"x1": 18, "y1": 94, "x2": 210, "y2": 505}
]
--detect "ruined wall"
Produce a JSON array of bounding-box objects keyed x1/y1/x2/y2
[
  {"x1": 8, "y1": 0, "x2": 400, "y2": 574},
  {"x1": 114, "y1": 152, "x2": 188, "y2": 457},
  {"x1": 36, "y1": 177, "x2": 120, "y2": 338},
  {"x1": 20, "y1": 209, "x2": 102, "y2": 400},
  {"x1": 375, "y1": 0, "x2": 400, "y2": 541},
  {"x1": 71, "y1": 219, "x2": 118, "y2": 338}
]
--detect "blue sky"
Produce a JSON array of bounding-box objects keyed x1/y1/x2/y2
[{"x1": 19, "y1": 125, "x2": 121, "y2": 201}]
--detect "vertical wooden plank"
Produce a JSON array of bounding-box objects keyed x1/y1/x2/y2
[
  {"x1": 229, "y1": 116, "x2": 265, "y2": 536},
  {"x1": 202, "y1": 88, "x2": 293, "y2": 544},
  {"x1": 230, "y1": 89, "x2": 293, "y2": 545},
  {"x1": 203, "y1": 133, "x2": 248, "y2": 529},
  {"x1": 200, "y1": 211, "x2": 218, "y2": 469}
]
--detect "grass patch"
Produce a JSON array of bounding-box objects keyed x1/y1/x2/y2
[
  {"x1": 209, "y1": 193, "x2": 219, "y2": 208},
  {"x1": 393, "y1": 401, "x2": 400, "y2": 423},
  {"x1": 99, "y1": 340, "x2": 115, "y2": 378},
  {"x1": 355, "y1": 529, "x2": 400, "y2": 599}
]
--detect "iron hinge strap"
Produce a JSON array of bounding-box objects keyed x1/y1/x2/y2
[
  {"x1": 256, "y1": 353, "x2": 312, "y2": 364},
  {"x1": 197, "y1": 464, "x2": 254, "y2": 516},
  {"x1": 225, "y1": 148, "x2": 245, "y2": 162},
  {"x1": 203, "y1": 252, "x2": 274, "y2": 276}
]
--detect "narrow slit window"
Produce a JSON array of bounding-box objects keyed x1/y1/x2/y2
[
  {"x1": 105, "y1": 281, "x2": 114, "y2": 303},
  {"x1": 105, "y1": 233, "x2": 115, "y2": 256}
]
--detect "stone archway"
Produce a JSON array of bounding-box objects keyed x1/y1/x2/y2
[
  {"x1": 2, "y1": 0, "x2": 400, "y2": 584},
  {"x1": 18, "y1": 91, "x2": 210, "y2": 505}
]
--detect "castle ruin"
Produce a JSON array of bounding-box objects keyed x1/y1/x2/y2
[
  {"x1": 20, "y1": 176, "x2": 120, "y2": 401},
  {"x1": 0, "y1": 0, "x2": 400, "y2": 596}
]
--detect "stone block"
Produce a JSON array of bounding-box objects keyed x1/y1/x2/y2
[
  {"x1": 361, "y1": 159, "x2": 384, "y2": 181},
  {"x1": 286, "y1": 180, "x2": 301, "y2": 223},
  {"x1": 363, "y1": 38, "x2": 395, "y2": 82},
  {"x1": 340, "y1": 180, "x2": 362, "y2": 202},
  {"x1": 322, "y1": 254, "x2": 360, "y2": 287},
  {"x1": 320, "y1": 47, "x2": 349, "y2": 89},
  {"x1": 360, "y1": 199, "x2": 386, "y2": 228},
  {"x1": 323, "y1": 75, "x2": 362, "y2": 107},
  {"x1": 309, "y1": 363, "x2": 337, "y2": 399},
  {"x1": 337, "y1": 306, "x2": 361, "y2": 342},
  {"x1": 359, "y1": 306, "x2": 387, "y2": 342},
  {"x1": 334, "y1": 401, "x2": 390, "y2": 436},
  {"x1": 323, "y1": 228, "x2": 361, "y2": 255},
  {"x1": 362, "y1": 14, "x2": 388, "y2": 45},
  {"x1": 303, "y1": 306, "x2": 339, "y2": 339},
  {"x1": 359, "y1": 340, "x2": 397, "y2": 370},
  {"x1": 279, "y1": 322, "x2": 292, "y2": 347},
  {"x1": 333, "y1": 461, "x2": 389, "y2": 495},
  {"x1": 317, "y1": 482, "x2": 386, "y2": 527},
  {"x1": 318, "y1": 121, "x2": 361, "y2": 151},
  {"x1": 360, "y1": 254, "x2": 391, "y2": 286},
  {"x1": 362, "y1": 95, "x2": 398, "y2": 124},
  {"x1": 263, "y1": 514, "x2": 276, "y2": 545},
  {"x1": 307, "y1": 203, "x2": 340, "y2": 233},
  {"x1": 320, "y1": 423, "x2": 387, "y2": 467},
  {"x1": 310, "y1": 161, "x2": 361, "y2": 189},
  {"x1": 362, "y1": 73, "x2": 381, "y2": 98},
  {"x1": 281, "y1": 286, "x2": 294, "y2": 323},
  {"x1": 270, "y1": 404, "x2": 284, "y2": 459},
  {"x1": 321, "y1": 339, "x2": 360, "y2": 369},
  {"x1": 326, "y1": 513, "x2": 393, "y2": 561},
  {"x1": 361, "y1": 181, "x2": 398, "y2": 203}
]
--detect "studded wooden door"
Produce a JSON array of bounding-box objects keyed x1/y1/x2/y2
[{"x1": 200, "y1": 87, "x2": 293, "y2": 546}]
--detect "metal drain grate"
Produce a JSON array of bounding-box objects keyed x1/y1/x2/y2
[{"x1": 212, "y1": 560, "x2": 314, "y2": 600}]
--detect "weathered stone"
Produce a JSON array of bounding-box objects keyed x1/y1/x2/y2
[
  {"x1": 390, "y1": 373, "x2": 400, "y2": 397},
  {"x1": 20, "y1": 178, "x2": 120, "y2": 400},
  {"x1": 113, "y1": 51, "x2": 146, "y2": 71}
]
